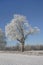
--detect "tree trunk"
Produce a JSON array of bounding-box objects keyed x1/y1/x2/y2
[{"x1": 21, "y1": 43, "x2": 24, "y2": 52}]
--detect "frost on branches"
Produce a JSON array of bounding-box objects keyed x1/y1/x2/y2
[{"x1": 5, "y1": 14, "x2": 40, "y2": 52}]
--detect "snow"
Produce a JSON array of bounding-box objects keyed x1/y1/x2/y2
[{"x1": 0, "y1": 53, "x2": 43, "y2": 65}]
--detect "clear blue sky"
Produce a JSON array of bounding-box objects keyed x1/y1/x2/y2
[{"x1": 0, "y1": 0, "x2": 43, "y2": 46}]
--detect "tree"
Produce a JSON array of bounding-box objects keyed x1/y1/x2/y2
[
  {"x1": 0, "y1": 28, "x2": 6, "y2": 50},
  {"x1": 5, "y1": 14, "x2": 40, "y2": 52}
]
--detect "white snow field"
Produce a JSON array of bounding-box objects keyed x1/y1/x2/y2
[{"x1": 0, "y1": 53, "x2": 43, "y2": 65}]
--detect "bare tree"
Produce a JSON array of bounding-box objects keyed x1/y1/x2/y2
[
  {"x1": 5, "y1": 14, "x2": 40, "y2": 52},
  {"x1": 0, "y1": 28, "x2": 6, "y2": 50}
]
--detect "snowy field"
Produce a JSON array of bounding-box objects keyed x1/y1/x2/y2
[{"x1": 0, "y1": 52, "x2": 43, "y2": 65}]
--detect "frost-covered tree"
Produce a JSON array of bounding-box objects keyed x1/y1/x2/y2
[
  {"x1": 0, "y1": 28, "x2": 6, "y2": 49},
  {"x1": 5, "y1": 14, "x2": 40, "y2": 52}
]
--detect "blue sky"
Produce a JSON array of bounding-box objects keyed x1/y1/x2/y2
[{"x1": 0, "y1": 0, "x2": 43, "y2": 46}]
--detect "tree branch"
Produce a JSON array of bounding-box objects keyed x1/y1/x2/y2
[
  {"x1": 17, "y1": 38, "x2": 21, "y2": 43},
  {"x1": 24, "y1": 31, "x2": 31, "y2": 40}
]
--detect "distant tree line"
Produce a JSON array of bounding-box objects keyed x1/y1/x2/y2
[
  {"x1": 4, "y1": 45, "x2": 43, "y2": 51},
  {"x1": 24, "y1": 45, "x2": 43, "y2": 51}
]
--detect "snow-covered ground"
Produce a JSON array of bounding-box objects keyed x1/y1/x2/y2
[{"x1": 0, "y1": 53, "x2": 43, "y2": 65}]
